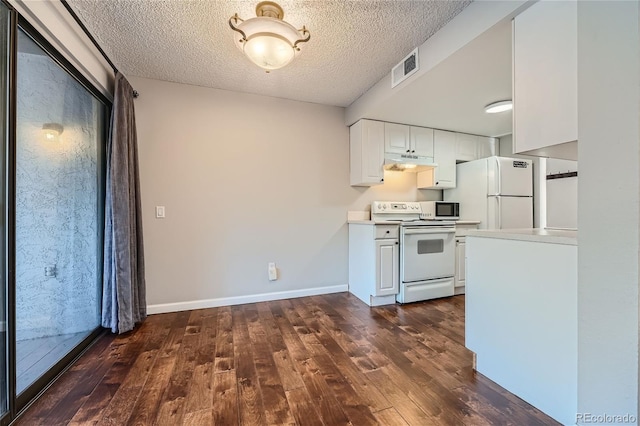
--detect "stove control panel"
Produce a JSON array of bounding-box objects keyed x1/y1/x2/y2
[{"x1": 372, "y1": 201, "x2": 422, "y2": 214}]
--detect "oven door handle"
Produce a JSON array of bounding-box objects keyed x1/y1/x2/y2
[{"x1": 403, "y1": 228, "x2": 456, "y2": 235}]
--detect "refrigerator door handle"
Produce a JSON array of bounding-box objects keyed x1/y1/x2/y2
[{"x1": 497, "y1": 196, "x2": 502, "y2": 229}]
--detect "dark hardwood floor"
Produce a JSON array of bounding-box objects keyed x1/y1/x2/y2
[{"x1": 16, "y1": 293, "x2": 559, "y2": 425}]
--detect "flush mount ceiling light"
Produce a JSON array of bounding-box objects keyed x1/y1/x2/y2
[
  {"x1": 42, "y1": 122, "x2": 63, "y2": 141},
  {"x1": 484, "y1": 100, "x2": 513, "y2": 114},
  {"x1": 229, "y1": 1, "x2": 310, "y2": 72}
]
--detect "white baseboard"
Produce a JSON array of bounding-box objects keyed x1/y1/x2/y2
[{"x1": 146, "y1": 284, "x2": 348, "y2": 315}]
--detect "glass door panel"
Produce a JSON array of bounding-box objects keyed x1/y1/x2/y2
[{"x1": 15, "y1": 28, "x2": 105, "y2": 394}]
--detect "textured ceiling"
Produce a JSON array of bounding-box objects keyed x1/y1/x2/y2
[{"x1": 66, "y1": 0, "x2": 472, "y2": 107}]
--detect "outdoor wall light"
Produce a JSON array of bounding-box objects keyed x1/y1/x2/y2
[{"x1": 42, "y1": 122, "x2": 64, "y2": 142}]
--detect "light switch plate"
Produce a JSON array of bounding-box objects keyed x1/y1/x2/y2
[{"x1": 156, "y1": 206, "x2": 165, "y2": 218}]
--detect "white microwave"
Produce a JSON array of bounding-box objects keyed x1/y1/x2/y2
[{"x1": 420, "y1": 201, "x2": 460, "y2": 220}]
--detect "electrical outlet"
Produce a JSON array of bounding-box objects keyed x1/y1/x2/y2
[
  {"x1": 268, "y1": 262, "x2": 277, "y2": 281},
  {"x1": 44, "y1": 265, "x2": 57, "y2": 278}
]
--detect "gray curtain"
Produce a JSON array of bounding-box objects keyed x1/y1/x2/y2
[{"x1": 102, "y1": 72, "x2": 146, "y2": 334}]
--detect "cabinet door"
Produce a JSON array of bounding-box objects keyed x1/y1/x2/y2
[
  {"x1": 375, "y1": 239, "x2": 399, "y2": 296},
  {"x1": 350, "y1": 119, "x2": 384, "y2": 186},
  {"x1": 434, "y1": 130, "x2": 456, "y2": 188},
  {"x1": 455, "y1": 238, "x2": 466, "y2": 287},
  {"x1": 417, "y1": 130, "x2": 457, "y2": 189},
  {"x1": 477, "y1": 137, "x2": 496, "y2": 159},
  {"x1": 455, "y1": 133, "x2": 478, "y2": 162},
  {"x1": 513, "y1": 0, "x2": 577, "y2": 154},
  {"x1": 384, "y1": 123, "x2": 410, "y2": 154},
  {"x1": 410, "y1": 126, "x2": 434, "y2": 157}
]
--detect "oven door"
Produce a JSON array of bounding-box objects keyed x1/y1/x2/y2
[{"x1": 401, "y1": 226, "x2": 455, "y2": 282}]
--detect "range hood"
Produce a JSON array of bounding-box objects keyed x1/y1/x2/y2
[{"x1": 383, "y1": 152, "x2": 437, "y2": 172}]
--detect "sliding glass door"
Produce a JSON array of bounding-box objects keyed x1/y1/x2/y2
[
  {"x1": 0, "y1": 1, "x2": 8, "y2": 419},
  {"x1": 0, "y1": 4, "x2": 110, "y2": 423},
  {"x1": 14, "y1": 26, "x2": 106, "y2": 397}
]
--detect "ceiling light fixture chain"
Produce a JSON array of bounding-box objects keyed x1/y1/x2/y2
[{"x1": 229, "y1": 1, "x2": 311, "y2": 72}]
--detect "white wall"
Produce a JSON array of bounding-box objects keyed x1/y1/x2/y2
[
  {"x1": 131, "y1": 77, "x2": 439, "y2": 312},
  {"x1": 577, "y1": 1, "x2": 639, "y2": 421},
  {"x1": 546, "y1": 159, "x2": 577, "y2": 230}
]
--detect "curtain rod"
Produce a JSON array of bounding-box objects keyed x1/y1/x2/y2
[{"x1": 59, "y1": 0, "x2": 139, "y2": 98}]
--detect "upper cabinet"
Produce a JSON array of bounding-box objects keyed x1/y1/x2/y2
[
  {"x1": 409, "y1": 126, "x2": 434, "y2": 157},
  {"x1": 513, "y1": 1, "x2": 577, "y2": 157},
  {"x1": 350, "y1": 119, "x2": 384, "y2": 186},
  {"x1": 477, "y1": 136, "x2": 497, "y2": 159},
  {"x1": 455, "y1": 134, "x2": 496, "y2": 162},
  {"x1": 417, "y1": 130, "x2": 456, "y2": 189},
  {"x1": 384, "y1": 123, "x2": 434, "y2": 157},
  {"x1": 455, "y1": 133, "x2": 478, "y2": 162}
]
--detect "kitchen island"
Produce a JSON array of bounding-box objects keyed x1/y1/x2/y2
[{"x1": 465, "y1": 228, "x2": 577, "y2": 425}]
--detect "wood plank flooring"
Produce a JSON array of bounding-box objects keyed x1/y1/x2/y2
[{"x1": 16, "y1": 293, "x2": 560, "y2": 425}]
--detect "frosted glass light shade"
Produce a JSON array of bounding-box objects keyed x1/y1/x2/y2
[
  {"x1": 243, "y1": 33, "x2": 295, "y2": 70},
  {"x1": 232, "y1": 16, "x2": 304, "y2": 71}
]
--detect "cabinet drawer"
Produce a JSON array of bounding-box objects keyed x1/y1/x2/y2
[{"x1": 375, "y1": 225, "x2": 399, "y2": 239}]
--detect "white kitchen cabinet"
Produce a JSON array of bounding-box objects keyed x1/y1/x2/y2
[
  {"x1": 350, "y1": 119, "x2": 384, "y2": 186},
  {"x1": 375, "y1": 239, "x2": 399, "y2": 296},
  {"x1": 417, "y1": 130, "x2": 456, "y2": 189},
  {"x1": 348, "y1": 223, "x2": 399, "y2": 306},
  {"x1": 385, "y1": 123, "x2": 434, "y2": 157},
  {"x1": 455, "y1": 133, "x2": 478, "y2": 162},
  {"x1": 410, "y1": 126, "x2": 434, "y2": 157},
  {"x1": 453, "y1": 222, "x2": 479, "y2": 295},
  {"x1": 384, "y1": 122, "x2": 410, "y2": 155},
  {"x1": 476, "y1": 137, "x2": 496, "y2": 159},
  {"x1": 513, "y1": 0, "x2": 577, "y2": 155},
  {"x1": 455, "y1": 237, "x2": 466, "y2": 294}
]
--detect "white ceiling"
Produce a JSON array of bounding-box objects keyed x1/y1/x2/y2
[
  {"x1": 66, "y1": 0, "x2": 472, "y2": 107},
  {"x1": 363, "y1": 20, "x2": 513, "y2": 137}
]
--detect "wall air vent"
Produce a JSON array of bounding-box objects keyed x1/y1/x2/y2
[{"x1": 391, "y1": 48, "x2": 419, "y2": 88}]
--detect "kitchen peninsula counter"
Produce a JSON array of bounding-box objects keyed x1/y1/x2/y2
[
  {"x1": 467, "y1": 228, "x2": 577, "y2": 245},
  {"x1": 465, "y1": 229, "x2": 578, "y2": 424}
]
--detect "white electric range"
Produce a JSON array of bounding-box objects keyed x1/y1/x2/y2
[{"x1": 371, "y1": 201, "x2": 456, "y2": 303}]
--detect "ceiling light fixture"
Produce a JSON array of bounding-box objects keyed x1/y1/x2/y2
[
  {"x1": 229, "y1": 1, "x2": 310, "y2": 72},
  {"x1": 42, "y1": 122, "x2": 63, "y2": 142},
  {"x1": 484, "y1": 100, "x2": 513, "y2": 114}
]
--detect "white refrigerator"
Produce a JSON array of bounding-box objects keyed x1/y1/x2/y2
[{"x1": 444, "y1": 156, "x2": 533, "y2": 229}]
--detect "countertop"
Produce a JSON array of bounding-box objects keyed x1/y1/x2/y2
[
  {"x1": 347, "y1": 219, "x2": 482, "y2": 226},
  {"x1": 467, "y1": 228, "x2": 577, "y2": 246}
]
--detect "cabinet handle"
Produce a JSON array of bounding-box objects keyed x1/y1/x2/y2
[
  {"x1": 411, "y1": 150, "x2": 415, "y2": 153},
  {"x1": 436, "y1": 181, "x2": 439, "y2": 185},
  {"x1": 380, "y1": 178, "x2": 384, "y2": 182},
  {"x1": 386, "y1": 230, "x2": 390, "y2": 234},
  {"x1": 406, "y1": 149, "x2": 410, "y2": 153},
  {"x1": 395, "y1": 242, "x2": 398, "y2": 245}
]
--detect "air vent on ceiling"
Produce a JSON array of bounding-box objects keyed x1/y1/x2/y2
[{"x1": 391, "y1": 48, "x2": 419, "y2": 88}]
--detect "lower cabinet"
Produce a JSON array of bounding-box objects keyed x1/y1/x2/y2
[
  {"x1": 454, "y1": 222, "x2": 479, "y2": 295},
  {"x1": 349, "y1": 223, "x2": 399, "y2": 306},
  {"x1": 376, "y1": 239, "x2": 399, "y2": 296}
]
